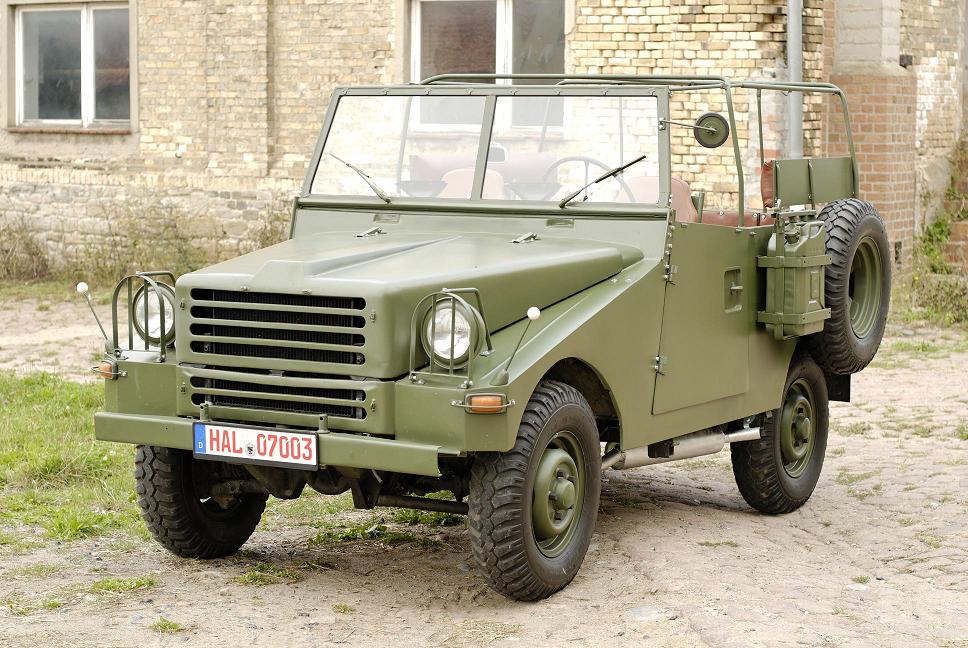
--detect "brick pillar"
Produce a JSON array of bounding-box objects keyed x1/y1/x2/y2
[{"x1": 827, "y1": 0, "x2": 916, "y2": 273}]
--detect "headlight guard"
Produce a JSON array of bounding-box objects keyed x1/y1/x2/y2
[{"x1": 409, "y1": 288, "x2": 493, "y2": 379}]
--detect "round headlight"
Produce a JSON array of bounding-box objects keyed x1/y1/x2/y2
[
  {"x1": 132, "y1": 283, "x2": 176, "y2": 347},
  {"x1": 424, "y1": 302, "x2": 473, "y2": 364}
]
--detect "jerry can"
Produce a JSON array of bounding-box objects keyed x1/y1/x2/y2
[{"x1": 757, "y1": 218, "x2": 832, "y2": 340}]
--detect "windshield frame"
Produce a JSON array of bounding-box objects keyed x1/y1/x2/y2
[{"x1": 301, "y1": 84, "x2": 672, "y2": 218}]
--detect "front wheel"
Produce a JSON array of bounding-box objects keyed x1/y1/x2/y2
[
  {"x1": 730, "y1": 354, "x2": 829, "y2": 514},
  {"x1": 468, "y1": 380, "x2": 601, "y2": 601},
  {"x1": 135, "y1": 445, "x2": 267, "y2": 558}
]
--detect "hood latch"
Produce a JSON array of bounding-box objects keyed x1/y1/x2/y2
[{"x1": 512, "y1": 232, "x2": 540, "y2": 244}]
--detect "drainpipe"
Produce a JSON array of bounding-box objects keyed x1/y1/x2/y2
[{"x1": 787, "y1": 0, "x2": 803, "y2": 158}]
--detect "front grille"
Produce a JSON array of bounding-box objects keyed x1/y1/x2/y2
[
  {"x1": 188, "y1": 367, "x2": 368, "y2": 421},
  {"x1": 188, "y1": 289, "x2": 367, "y2": 367}
]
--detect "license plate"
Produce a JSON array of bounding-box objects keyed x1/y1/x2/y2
[{"x1": 193, "y1": 422, "x2": 318, "y2": 470}]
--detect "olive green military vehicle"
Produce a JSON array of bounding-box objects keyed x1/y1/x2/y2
[{"x1": 84, "y1": 74, "x2": 891, "y2": 601}]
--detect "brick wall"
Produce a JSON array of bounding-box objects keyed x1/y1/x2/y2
[
  {"x1": 568, "y1": 0, "x2": 826, "y2": 210},
  {"x1": 0, "y1": 0, "x2": 963, "y2": 273},
  {"x1": 900, "y1": 0, "x2": 966, "y2": 230}
]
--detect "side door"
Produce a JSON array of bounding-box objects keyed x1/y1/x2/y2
[{"x1": 652, "y1": 220, "x2": 756, "y2": 415}]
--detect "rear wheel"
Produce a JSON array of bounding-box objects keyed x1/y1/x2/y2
[
  {"x1": 468, "y1": 380, "x2": 601, "y2": 601},
  {"x1": 135, "y1": 445, "x2": 267, "y2": 558},
  {"x1": 730, "y1": 354, "x2": 829, "y2": 514}
]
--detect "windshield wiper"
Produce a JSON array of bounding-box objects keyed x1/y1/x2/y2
[
  {"x1": 327, "y1": 152, "x2": 392, "y2": 204},
  {"x1": 557, "y1": 153, "x2": 649, "y2": 209}
]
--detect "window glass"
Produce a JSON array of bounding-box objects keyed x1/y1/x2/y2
[
  {"x1": 419, "y1": 1, "x2": 495, "y2": 80},
  {"x1": 312, "y1": 95, "x2": 487, "y2": 199},
  {"x1": 21, "y1": 10, "x2": 82, "y2": 121},
  {"x1": 511, "y1": 0, "x2": 565, "y2": 126},
  {"x1": 484, "y1": 96, "x2": 660, "y2": 204},
  {"x1": 418, "y1": 1, "x2": 495, "y2": 123},
  {"x1": 94, "y1": 8, "x2": 130, "y2": 120}
]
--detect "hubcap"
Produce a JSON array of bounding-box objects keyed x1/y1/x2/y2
[
  {"x1": 848, "y1": 236, "x2": 882, "y2": 339},
  {"x1": 532, "y1": 431, "x2": 585, "y2": 558},
  {"x1": 778, "y1": 378, "x2": 816, "y2": 478}
]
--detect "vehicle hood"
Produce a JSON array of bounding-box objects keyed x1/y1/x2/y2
[{"x1": 178, "y1": 230, "x2": 642, "y2": 377}]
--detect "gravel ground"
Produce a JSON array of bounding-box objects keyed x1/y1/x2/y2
[{"x1": 1, "y1": 292, "x2": 966, "y2": 647}]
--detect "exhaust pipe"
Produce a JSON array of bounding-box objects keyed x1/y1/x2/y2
[{"x1": 602, "y1": 427, "x2": 761, "y2": 471}]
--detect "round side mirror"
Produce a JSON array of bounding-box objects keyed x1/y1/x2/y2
[{"x1": 693, "y1": 112, "x2": 730, "y2": 148}]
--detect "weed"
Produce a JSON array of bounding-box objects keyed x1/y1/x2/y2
[
  {"x1": 0, "y1": 217, "x2": 50, "y2": 280},
  {"x1": 308, "y1": 521, "x2": 385, "y2": 545},
  {"x1": 899, "y1": 518, "x2": 917, "y2": 527},
  {"x1": 698, "y1": 540, "x2": 739, "y2": 548},
  {"x1": 234, "y1": 562, "x2": 300, "y2": 586},
  {"x1": 835, "y1": 469, "x2": 880, "y2": 486},
  {"x1": 829, "y1": 447, "x2": 847, "y2": 457},
  {"x1": 150, "y1": 617, "x2": 185, "y2": 634},
  {"x1": 851, "y1": 575, "x2": 869, "y2": 585},
  {"x1": 392, "y1": 508, "x2": 462, "y2": 528},
  {"x1": 838, "y1": 422, "x2": 871, "y2": 437},
  {"x1": 910, "y1": 424, "x2": 934, "y2": 438},
  {"x1": 4, "y1": 563, "x2": 60, "y2": 579},
  {"x1": 332, "y1": 603, "x2": 356, "y2": 614},
  {"x1": 888, "y1": 340, "x2": 941, "y2": 354},
  {"x1": 915, "y1": 531, "x2": 943, "y2": 549},
  {"x1": 89, "y1": 575, "x2": 158, "y2": 593},
  {"x1": 957, "y1": 423, "x2": 968, "y2": 441},
  {"x1": 1, "y1": 594, "x2": 63, "y2": 616}
]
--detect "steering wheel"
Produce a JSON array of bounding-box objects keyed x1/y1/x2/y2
[{"x1": 541, "y1": 156, "x2": 637, "y2": 203}]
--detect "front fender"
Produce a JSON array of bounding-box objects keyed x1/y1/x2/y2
[{"x1": 469, "y1": 257, "x2": 666, "y2": 452}]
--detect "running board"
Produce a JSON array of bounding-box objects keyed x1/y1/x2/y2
[{"x1": 601, "y1": 427, "x2": 761, "y2": 471}]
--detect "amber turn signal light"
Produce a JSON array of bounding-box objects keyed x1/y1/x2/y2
[
  {"x1": 468, "y1": 394, "x2": 505, "y2": 413},
  {"x1": 96, "y1": 360, "x2": 117, "y2": 380}
]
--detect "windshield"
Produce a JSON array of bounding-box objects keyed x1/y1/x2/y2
[{"x1": 310, "y1": 93, "x2": 661, "y2": 205}]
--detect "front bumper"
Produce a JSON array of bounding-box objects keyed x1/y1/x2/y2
[
  {"x1": 94, "y1": 411, "x2": 450, "y2": 476},
  {"x1": 95, "y1": 358, "x2": 514, "y2": 477}
]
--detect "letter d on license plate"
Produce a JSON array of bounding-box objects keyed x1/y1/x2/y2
[{"x1": 193, "y1": 422, "x2": 318, "y2": 470}]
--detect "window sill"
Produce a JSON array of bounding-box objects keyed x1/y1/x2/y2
[{"x1": 7, "y1": 126, "x2": 132, "y2": 136}]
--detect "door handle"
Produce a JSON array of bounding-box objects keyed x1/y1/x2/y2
[{"x1": 729, "y1": 283, "x2": 744, "y2": 293}]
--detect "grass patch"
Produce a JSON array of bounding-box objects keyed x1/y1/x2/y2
[
  {"x1": 838, "y1": 422, "x2": 871, "y2": 437},
  {"x1": 835, "y1": 469, "x2": 880, "y2": 486},
  {"x1": 851, "y1": 575, "x2": 869, "y2": 585},
  {"x1": 698, "y1": 540, "x2": 738, "y2": 548},
  {"x1": 0, "y1": 373, "x2": 143, "y2": 544},
  {"x1": 89, "y1": 575, "x2": 158, "y2": 594},
  {"x1": 308, "y1": 520, "x2": 386, "y2": 545},
  {"x1": 150, "y1": 617, "x2": 185, "y2": 634},
  {"x1": 888, "y1": 340, "x2": 941, "y2": 354},
  {"x1": 957, "y1": 423, "x2": 968, "y2": 441},
  {"x1": 234, "y1": 562, "x2": 300, "y2": 586},
  {"x1": 1, "y1": 594, "x2": 65, "y2": 616},
  {"x1": 4, "y1": 563, "x2": 60, "y2": 579},
  {"x1": 332, "y1": 603, "x2": 356, "y2": 614},
  {"x1": 915, "y1": 531, "x2": 944, "y2": 549}
]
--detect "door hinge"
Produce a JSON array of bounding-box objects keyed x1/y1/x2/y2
[
  {"x1": 663, "y1": 264, "x2": 678, "y2": 283},
  {"x1": 653, "y1": 355, "x2": 668, "y2": 374}
]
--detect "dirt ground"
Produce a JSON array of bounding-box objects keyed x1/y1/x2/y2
[{"x1": 1, "y1": 291, "x2": 967, "y2": 648}]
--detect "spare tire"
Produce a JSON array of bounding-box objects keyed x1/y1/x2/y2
[{"x1": 806, "y1": 199, "x2": 891, "y2": 374}]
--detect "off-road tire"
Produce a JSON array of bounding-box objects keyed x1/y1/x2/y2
[
  {"x1": 807, "y1": 198, "x2": 891, "y2": 374},
  {"x1": 731, "y1": 354, "x2": 829, "y2": 514},
  {"x1": 468, "y1": 380, "x2": 601, "y2": 601},
  {"x1": 135, "y1": 445, "x2": 267, "y2": 559}
]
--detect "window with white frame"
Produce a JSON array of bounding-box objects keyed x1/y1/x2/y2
[
  {"x1": 410, "y1": 0, "x2": 565, "y2": 123},
  {"x1": 15, "y1": 3, "x2": 130, "y2": 126}
]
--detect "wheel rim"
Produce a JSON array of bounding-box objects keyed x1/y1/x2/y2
[
  {"x1": 531, "y1": 430, "x2": 585, "y2": 558},
  {"x1": 778, "y1": 378, "x2": 817, "y2": 478},
  {"x1": 848, "y1": 236, "x2": 882, "y2": 339}
]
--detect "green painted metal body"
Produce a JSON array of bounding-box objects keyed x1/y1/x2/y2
[{"x1": 94, "y1": 75, "x2": 859, "y2": 478}]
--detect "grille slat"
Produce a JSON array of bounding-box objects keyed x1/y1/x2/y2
[{"x1": 191, "y1": 289, "x2": 365, "y2": 310}]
